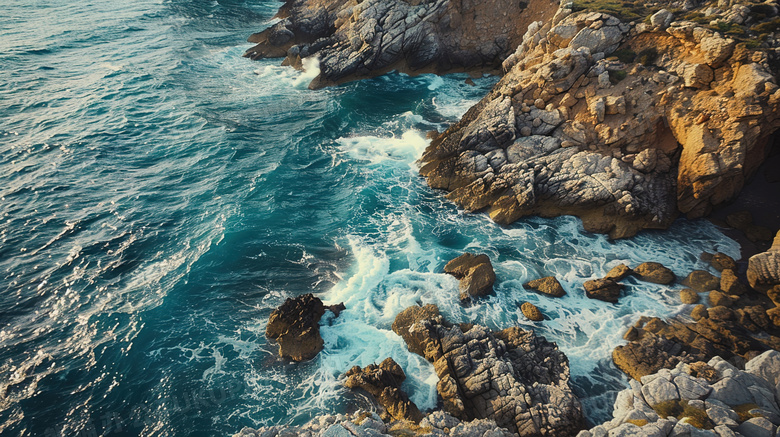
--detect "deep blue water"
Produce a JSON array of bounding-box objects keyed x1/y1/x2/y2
[{"x1": 0, "y1": 1, "x2": 741, "y2": 436}]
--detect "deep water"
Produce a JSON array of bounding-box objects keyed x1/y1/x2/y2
[{"x1": 0, "y1": 1, "x2": 741, "y2": 436}]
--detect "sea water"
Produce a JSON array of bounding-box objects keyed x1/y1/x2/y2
[{"x1": 0, "y1": 0, "x2": 741, "y2": 435}]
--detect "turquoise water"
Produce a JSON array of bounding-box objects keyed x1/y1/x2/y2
[{"x1": 0, "y1": 1, "x2": 741, "y2": 435}]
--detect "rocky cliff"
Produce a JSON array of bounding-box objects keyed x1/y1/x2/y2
[
  {"x1": 244, "y1": 0, "x2": 558, "y2": 88},
  {"x1": 420, "y1": 7, "x2": 780, "y2": 237}
]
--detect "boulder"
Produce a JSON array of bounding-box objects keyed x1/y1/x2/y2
[
  {"x1": 344, "y1": 358, "x2": 423, "y2": 422},
  {"x1": 393, "y1": 305, "x2": 584, "y2": 435},
  {"x1": 445, "y1": 253, "x2": 497, "y2": 301},
  {"x1": 634, "y1": 262, "x2": 676, "y2": 285},
  {"x1": 521, "y1": 302, "x2": 544, "y2": 321},
  {"x1": 720, "y1": 269, "x2": 747, "y2": 295},
  {"x1": 650, "y1": 9, "x2": 674, "y2": 28},
  {"x1": 266, "y1": 293, "x2": 338, "y2": 361},
  {"x1": 606, "y1": 264, "x2": 632, "y2": 281},
  {"x1": 584, "y1": 278, "x2": 622, "y2": 303},
  {"x1": 680, "y1": 289, "x2": 700, "y2": 304},
  {"x1": 682, "y1": 270, "x2": 720, "y2": 292},
  {"x1": 747, "y1": 232, "x2": 780, "y2": 292},
  {"x1": 705, "y1": 252, "x2": 737, "y2": 272},
  {"x1": 523, "y1": 276, "x2": 567, "y2": 297}
]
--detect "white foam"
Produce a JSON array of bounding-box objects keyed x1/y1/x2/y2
[{"x1": 335, "y1": 130, "x2": 427, "y2": 167}]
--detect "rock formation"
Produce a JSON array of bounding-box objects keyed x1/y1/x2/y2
[
  {"x1": 234, "y1": 409, "x2": 515, "y2": 437},
  {"x1": 444, "y1": 253, "x2": 497, "y2": 301},
  {"x1": 748, "y1": 230, "x2": 780, "y2": 292},
  {"x1": 584, "y1": 278, "x2": 622, "y2": 303},
  {"x1": 266, "y1": 293, "x2": 343, "y2": 361},
  {"x1": 391, "y1": 304, "x2": 583, "y2": 436},
  {"x1": 244, "y1": 0, "x2": 558, "y2": 88},
  {"x1": 418, "y1": 8, "x2": 780, "y2": 238},
  {"x1": 520, "y1": 302, "x2": 544, "y2": 321},
  {"x1": 523, "y1": 275, "x2": 566, "y2": 297},
  {"x1": 578, "y1": 351, "x2": 780, "y2": 437},
  {"x1": 344, "y1": 358, "x2": 423, "y2": 423}
]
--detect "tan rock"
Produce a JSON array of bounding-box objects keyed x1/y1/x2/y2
[
  {"x1": 444, "y1": 253, "x2": 496, "y2": 300},
  {"x1": 708, "y1": 290, "x2": 736, "y2": 307},
  {"x1": 523, "y1": 276, "x2": 566, "y2": 297},
  {"x1": 682, "y1": 270, "x2": 720, "y2": 292},
  {"x1": 521, "y1": 302, "x2": 544, "y2": 321},
  {"x1": 691, "y1": 304, "x2": 708, "y2": 321},
  {"x1": 720, "y1": 269, "x2": 747, "y2": 295},
  {"x1": 634, "y1": 262, "x2": 676, "y2": 284},
  {"x1": 680, "y1": 289, "x2": 700, "y2": 304},
  {"x1": 605, "y1": 264, "x2": 631, "y2": 281}
]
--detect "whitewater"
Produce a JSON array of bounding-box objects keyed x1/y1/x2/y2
[{"x1": 0, "y1": 0, "x2": 740, "y2": 435}]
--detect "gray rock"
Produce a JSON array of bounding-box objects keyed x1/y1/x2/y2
[
  {"x1": 642, "y1": 374, "x2": 681, "y2": 405},
  {"x1": 674, "y1": 374, "x2": 712, "y2": 400},
  {"x1": 650, "y1": 9, "x2": 674, "y2": 28},
  {"x1": 710, "y1": 376, "x2": 755, "y2": 407},
  {"x1": 736, "y1": 417, "x2": 777, "y2": 437},
  {"x1": 321, "y1": 424, "x2": 352, "y2": 437}
]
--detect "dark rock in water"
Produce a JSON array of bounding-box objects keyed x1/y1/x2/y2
[
  {"x1": 266, "y1": 293, "x2": 342, "y2": 362},
  {"x1": 444, "y1": 253, "x2": 496, "y2": 301},
  {"x1": 702, "y1": 252, "x2": 737, "y2": 272},
  {"x1": 605, "y1": 264, "x2": 631, "y2": 281},
  {"x1": 523, "y1": 276, "x2": 566, "y2": 297},
  {"x1": 584, "y1": 278, "x2": 622, "y2": 303},
  {"x1": 392, "y1": 304, "x2": 583, "y2": 436},
  {"x1": 243, "y1": 0, "x2": 559, "y2": 88},
  {"x1": 708, "y1": 290, "x2": 736, "y2": 307},
  {"x1": 681, "y1": 270, "x2": 720, "y2": 292},
  {"x1": 633, "y1": 262, "x2": 676, "y2": 285},
  {"x1": 747, "y1": 231, "x2": 780, "y2": 292},
  {"x1": 520, "y1": 302, "x2": 544, "y2": 321},
  {"x1": 344, "y1": 358, "x2": 423, "y2": 423}
]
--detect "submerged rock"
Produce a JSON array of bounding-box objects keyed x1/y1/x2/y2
[
  {"x1": 392, "y1": 304, "x2": 583, "y2": 436},
  {"x1": 444, "y1": 253, "x2": 497, "y2": 301},
  {"x1": 266, "y1": 293, "x2": 342, "y2": 362}
]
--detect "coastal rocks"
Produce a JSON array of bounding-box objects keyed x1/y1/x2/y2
[
  {"x1": 683, "y1": 270, "x2": 721, "y2": 292},
  {"x1": 392, "y1": 304, "x2": 583, "y2": 436},
  {"x1": 444, "y1": 253, "x2": 496, "y2": 301},
  {"x1": 266, "y1": 293, "x2": 343, "y2": 361},
  {"x1": 577, "y1": 351, "x2": 780, "y2": 437},
  {"x1": 584, "y1": 278, "x2": 622, "y2": 303},
  {"x1": 419, "y1": 7, "x2": 780, "y2": 238},
  {"x1": 344, "y1": 358, "x2": 423, "y2": 423},
  {"x1": 523, "y1": 276, "x2": 566, "y2": 297},
  {"x1": 521, "y1": 302, "x2": 544, "y2": 321},
  {"x1": 747, "y1": 231, "x2": 780, "y2": 292},
  {"x1": 235, "y1": 409, "x2": 515, "y2": 437},
  {"x1": 681, "y1": 289, "x2": 701, "y2": 304},
  {"x1": 634, "y1": 262, "x2": 676, "y2": 285},
  {"x1": 243, "y1": 0, "x2": 559, "y2": 87}
]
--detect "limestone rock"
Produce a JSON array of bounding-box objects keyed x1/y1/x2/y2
[
  {"x1": 650, "y1": 9, "x2": 674, "y2": 28},
  {"x1": 445, "y1": 253, "x2": 497, "y2": 300},
  {"x1": 393, "y1": 304, "x2": 584, "y2": 435},
  {"x1": 748, "y1": 232, "x2": 780, "y2": 292},
  {"x1": 523, "y1": 276, "x2": 567, "y2": 297},
  {"x1": 634, "y1": 262, "x2": 676, "y2": 285}
]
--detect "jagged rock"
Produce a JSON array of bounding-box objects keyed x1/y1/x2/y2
[
  {"x1": 682, "y1": 270, "x2": 720, "y2": 292},
  {"x1": 444, "y1": 253, "x2": 497, "y2": 301},
  {"x1": 391, "y1": 304, "x2": 444, "y2": 361},
  {"x1": 344, "y1": 358, "x2": 423, "y2": 423},
  {"x1": 243, "y1": 0, "x2": 559, "y2": 88},
  {"x1": 520, "y1": 302, "x2": 544, "y2": 321},
  {"x1": 393, "y1": 304, "x2": 583, "y2": 436},
  {"x1": 634, "y1": 262, "x2": 676, "y2": 285},
  {"x1": 606, "y1": 264, "x2": 632, "y2": 281},
  {"x1": 748, "y1": 231, "x2": 780, "y2": 292},
  {"x1": 720, "y1": 269, "x2": 747, "y2": 295},
  {"x1": 651, "y1": 9, "x2": 674, "y2": 28},
  {"x1": 580, "y1": 352, "x2": 780, "y2": 437},
  {"x1": 691, "y1": 304, "x2": 709, "y2": 321},
  {"x1": 266, "y1": 293, "x2": 340, "y2": 361},
  {"x1": 584, "y1": 278, "x2": 622, "y2": 303},
  {"x1": 523, "y1": 276, "x2": 567, "y2": 297},
  {"x1": 418, "y1": 7, "x2": 780, "y2": 238},
  {"x1": 681, "y1": 289, "x2": 701, "y2": 304}
]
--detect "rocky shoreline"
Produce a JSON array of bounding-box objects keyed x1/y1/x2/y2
[{"x1": 241, "y1": 0, "x2": 780, "y2": 434}]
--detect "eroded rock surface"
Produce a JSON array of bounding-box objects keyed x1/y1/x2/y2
[
  {"x1": 244, "y1": 0, "x2": 557, "y2": 88},
  {"x1": 391, "y1": 304, "x2": 583, "y2": 436},
  {"x1": 419, "y1": 9, "x2": 780, "y2": 238},
  {"x1": 748, "y1": 231, "x2": 780, "y2": 292},
  {"x1": 344, "y1": 358, "x2": 423, "y2": 423},
  {"x1": 444, "y1": 253, "x2": 496, "y2": 301},
  {"x1": 578, "y1": 351, "x2": 780, "y2": 437}
]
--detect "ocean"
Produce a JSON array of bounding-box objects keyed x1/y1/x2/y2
[{"x1": 0, "y1": 0, "x2": 741, "y2": 435}]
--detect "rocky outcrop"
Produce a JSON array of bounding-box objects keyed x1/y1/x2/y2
[
  {"x1": 633, "y1": 262, "x2": 676, "y2": 285},
  {"x1": 391, "y1": 304, "x2": 583, "y2": 436},
  {"x1": 444, "y1": 253, "x2": 496, "y2": 301},
  {"x1": 244, "y1": 0, "x2": 558, "y2": 88},
  {"x1": 520, "y1": 302, "x2": 544, "y2": 321},
  {"x1": 748, "y1": 230, "x2": 780, "y2": 292},
  {"x1": 344, "y1": 358, "x2": 423, "y2": 423},
  {"x1": 266, "y1": 294, "x2": 342, "y2": 361},
  {"x1": 523, "y1": 276, "x2": 566, "y2": 297},
  {"x1": 578, "y1": 351, "x2": 780, "y2": 437},
  {"x1": 234, "y1": 409, "x2": 515, "y2": 437},
  {"x1": 419, "y1": 7, "x2": 780, "y2": 237},
  {"x1": 584, "y1": 278, "x2": 622, "y2": 303}
]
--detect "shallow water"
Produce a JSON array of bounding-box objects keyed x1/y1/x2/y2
[{"x1": 0, "y1": 0, "x2": 740, "y2": 435}]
